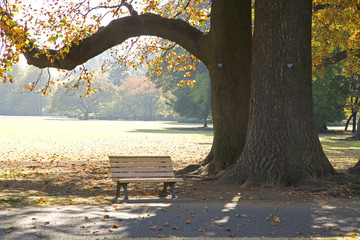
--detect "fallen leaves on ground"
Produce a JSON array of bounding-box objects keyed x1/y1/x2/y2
[
  {"x1": 0, "y1": 122, "x2": 210, "y2": 206},
  {"x1": 349, "y1": 232, "x2": 358, "y2": 237},
  {"x1": 266, "y1": 214, "x2": 281, "y2": 226}
]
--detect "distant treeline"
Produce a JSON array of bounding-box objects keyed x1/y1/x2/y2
[{"x1": 0, "y1": 63, "x2": 212, "y2": 126}]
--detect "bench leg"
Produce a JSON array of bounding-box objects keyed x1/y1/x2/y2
[
  {"x1": 159, "y1": 183, "x2": 168, "y2": 198},
  {"x1": 115, "y1": 183, "x2": 129, "y2": 200},
  {"x1": 159, "y1": 183, "x2": 176, "y2": 199},
  {"x1": 115, "y1": 182, "x2": 121, "y2": 200},
  {"x1": 122, "y1": 184, "x2": 129, "y2": 200},
  {"x1": 169, "y1": 183, "x2": 176, "y2": 199}
]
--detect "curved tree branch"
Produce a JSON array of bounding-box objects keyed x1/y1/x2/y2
[
  {"x1": 7, "y1": 13, "x2": 208, "y2": 70},
  {"x1": 313, "y1": 4, "x2": 331, "y2": 12},
  {"x1": 320, "y1": 50, "x2": 348, "y2": 66},
  {"x1": 319, "y1": 49, "x2": 360, "y2": 68}
]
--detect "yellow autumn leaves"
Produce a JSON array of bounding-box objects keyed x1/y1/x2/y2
[{"x1": 313, "y1": 0, "x2": 360, "y2": 77}]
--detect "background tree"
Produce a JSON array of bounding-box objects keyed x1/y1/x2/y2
[
  {"x1": 312, "y1": 1, "x2": 360, "y2": 135},
  {"x1": 113, "y1": 76, "x2": 173, "y2": 121},
  {"x1": 48, "y1": 75, "x2": 116, "y2": 120},
  {"x1": 312, "y1": 65, "x2": 347, "y2": 131},
  {"x1": 342, "y1": 73, "x2": 360, "y2": 133},
  {"x1": 177, "y1": 72, "x2": 211, "y2": 127},
  {"x1": 152, "y1": 62, "x2": 211, "y2": 127},
  {"x1": 0, "y1": 64, "x2": 48, "y2": 116},
  {"x1": 313, "y1": 0, "x2": 360, "y2": 73}
]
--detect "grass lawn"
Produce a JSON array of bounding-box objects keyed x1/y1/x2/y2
[
  {"x1": 319, "y1": 129, "x2": 359, "y2": 170},
  {"x1": 0, "y1": 118, "x2": 213, "y2": 169},
  {"x1": 0, "y1": 118, "x2": 359, "y2": 206}
]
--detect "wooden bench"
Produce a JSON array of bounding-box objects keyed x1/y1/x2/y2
[{"x1": 109, "y1": 155, "x2": 184, "y2": 200}]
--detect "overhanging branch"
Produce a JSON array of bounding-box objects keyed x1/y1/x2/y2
[
  {"x1": 320, "y1": 50, "x2": 348, "y2": 66},
  {"x1": 4, "y1": 12, "x2": 208, "y2": 70},
  {"x1": 319, "y1": 49, "x2": 360, "y2": 67},
  {"x1": 313, "y1": 4, "x2": 331, "y2": 12}
]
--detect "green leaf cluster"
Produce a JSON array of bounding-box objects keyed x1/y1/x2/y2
[
  {"x1": 313, "y1": 65, "x2": 348, "y2": 127},
  {"x1": 151, "y1": 61, "x2": 211, "y2": 127}
]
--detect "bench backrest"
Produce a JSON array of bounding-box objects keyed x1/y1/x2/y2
[{"x1": 109, "y1": 155, "x2": 176, "y2": 179}]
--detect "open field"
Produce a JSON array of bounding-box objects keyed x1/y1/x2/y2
[
  {"x1": 0, "y1": 118, "x2": 359, "y2": 206},
  {"x1": 0, "y1": 118, "x2": 213, "y2": 169},
  {"x1": 0, "y1": 118, "x2": 213, "y2": 205}
]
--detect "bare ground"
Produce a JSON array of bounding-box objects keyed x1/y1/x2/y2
[{"x1": 1, "y1": 158, "x2": 360, "y2": 207}]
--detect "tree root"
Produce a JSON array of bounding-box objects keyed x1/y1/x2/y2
[
  {"x1": 347, "y1": 160, "x2": 360, "y2": 176},
  {"x1": 175, "y1": 150, "x2": 218, "y2": 178},
  {"x1": 175, "y1": 161, "x2": 220, "y2": 180},
  {"x1": 297, "y1": 171, "x2": 360, "y2": 197},
  {"x1": 175, "y1": 164, "x2": 203, "y2": 177},
  {"x1": 345, "y1": 133, "x2": 360, "y2": 141}
]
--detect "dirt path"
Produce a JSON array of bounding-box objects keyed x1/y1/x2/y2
[{"x1": 1, "y1": 198, "x2": 359, "y2": 239}]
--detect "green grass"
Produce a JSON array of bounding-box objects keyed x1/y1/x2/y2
[
  {"x1": 0, "y1": 118, "x2": 213, "y2": 166},
  {"x1": 319, "y1": 131, "x2": 359, "y2": 170}
]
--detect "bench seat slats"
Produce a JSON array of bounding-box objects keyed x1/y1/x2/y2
[
  {"x1": 109, "y1": 156, "x2": 171, "y2": 163},
  {"x1": 109, "y1": 155, "x2": 171, "y2": 158},
  {"x1": 110, "y1": 162, "x2": 173, "y2": 167},
  {"x1": 111, "y1": 167, "x2": 174, "y2": 172},
  {"x1": 110, "y1": 159, "x2": 171, "y2": 163},
  {"x1": 113, "y1": 178, "x2": 184, "y2": 183},
  {"x1": 111, "y1": 172, "x2": 175, "y2": 178}
]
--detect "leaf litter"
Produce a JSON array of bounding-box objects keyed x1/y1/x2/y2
[
  {"x1": 0, "y1": 120, "x2": 211, "y2": 206},
  {"x1": 1, "y1": 120, "x2": 360, "y2": 206}
]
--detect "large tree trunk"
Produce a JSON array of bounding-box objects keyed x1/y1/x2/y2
[
  {"x1": 220, "y1": 0, "x2": 334, "y2": 186},
  {"x1": 203, "y1": 0, "x2": 252, "y2": 175}
]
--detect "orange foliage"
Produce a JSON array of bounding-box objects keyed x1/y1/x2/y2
[{"x1": 0, "y1": 0, "x2": 210, "y2": 93}]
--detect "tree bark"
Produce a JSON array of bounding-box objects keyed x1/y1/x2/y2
[
  {"x1": 83, "y1": 112, "x2": 89, "y2": 120},
  {"x1": 220, "y1": 0, "x2": 335, "y2": 186},
  {"x1": 344, "y1": 112, "x2": 354, "y2": 131},
  {"x1": 203, "y1": 0, "x2": 252, "y2": 174},
  {"x1": 353, "y1": 112, "x2": 357, "y2": 132},
  {"x1": 203, "y1": 116, "x2": 208, "y2": 128},
  {"x1": 346, "y1": 113, "x2": 360, "y2": 140},
  {"x1": 348, "y1": 159, "x2": 360, "y2": 176}
]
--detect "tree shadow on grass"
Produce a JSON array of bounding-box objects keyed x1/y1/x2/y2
[
  {"x1": 0, "y1": 161, "x2": 177, "y2": 207},
  {"x1": 0, "y1": 170, "x2": 191, "y2": 207}
]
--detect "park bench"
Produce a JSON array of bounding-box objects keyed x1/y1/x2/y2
[{"x1": 109, "y1": 155, "x2": 184, "y2": 200}]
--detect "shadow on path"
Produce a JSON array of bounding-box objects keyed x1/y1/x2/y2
[{"x1": 0, "y1": 198, "x2": 359, "y2": 239}]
